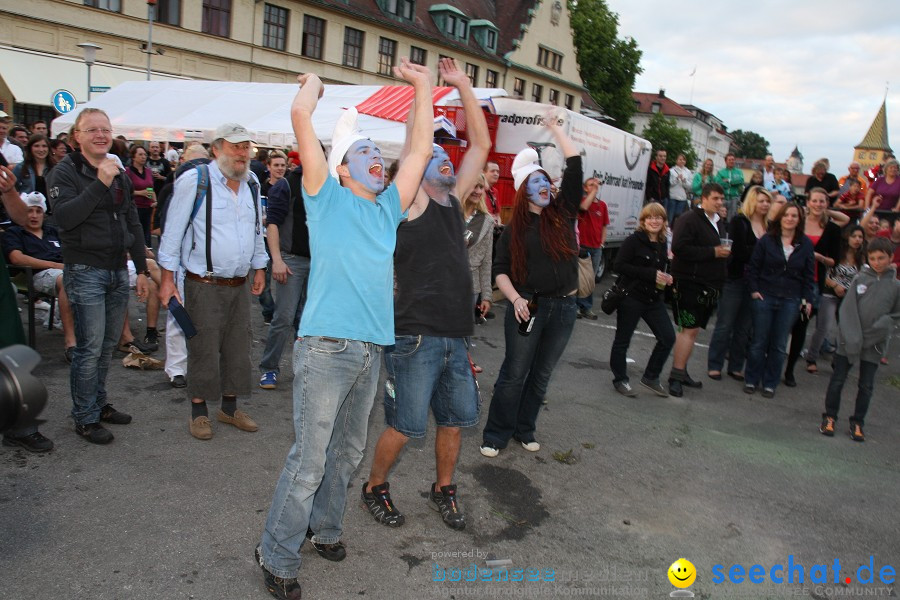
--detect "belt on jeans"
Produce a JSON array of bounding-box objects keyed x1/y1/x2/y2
[{"x1": 185, "y1": 272, "x2": 246, "y2": 287}]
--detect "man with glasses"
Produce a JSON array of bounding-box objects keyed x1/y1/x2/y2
[
  {"x1": 839, "y1": 161, "x2": 868, "y2": 196},
  {"x1": 48, "y1": 108, "x2": 149, "y2": 444}
]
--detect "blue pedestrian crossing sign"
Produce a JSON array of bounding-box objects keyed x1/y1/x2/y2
[{"x1": 52, "y1": 89, "x2": 77, "y2": 114}]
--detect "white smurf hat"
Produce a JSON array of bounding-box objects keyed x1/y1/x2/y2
[
  {"x1": 21, "y1": 191, "x2": 47, "y2": 212},
  {"x1": 512, "y1": 147, "x2": 542, "y2": 191},
  {"x1": 328, "y1": 107, "x2": 367, "y2": 180}
]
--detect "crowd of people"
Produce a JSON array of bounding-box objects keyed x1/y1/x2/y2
[
  {"x1": 626, "y1": 149, "x2": 900, "y2": 442},
  {"x1": 2, "y1": 70, "x2": 900, "y2": 600}
]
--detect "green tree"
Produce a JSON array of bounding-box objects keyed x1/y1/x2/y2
[
  {"x1": 639, "y1": 112, "x2": 698, "y2": 169},
  {"x1": 569, "y1": 0, "x2": 642, "y2": 131},
  {"x1": 730, "y1": 129, "x2": 770, "y2": 159}
]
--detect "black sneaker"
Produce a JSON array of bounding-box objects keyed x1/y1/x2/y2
[
  {"x1": 849, "y1": 420, "x2": 865, "y2": 442},
  {"x1": 255, "y1": 545, "x2": 302, "y2": 600},
  {"x1": 819, "y1": 414, "x2": 836, "y2": 437},
  {"x1": 429, "y1": 483, "x2": 466, "y2": 530},
  {"x1": 75, "y1": 422, "x2": 114, "y2": 444},
  {"x1": 783, "y1": 373, "x2": 797, "y2": 387},
  {"x1": 118, "y1": 339, "x2": 154, "y2": 354},
  {"x1": 640, "y1": 377, "x2": 669, "y2": 397},
  {"x1": 668, "y1": 378, "x2": 683, "y2": 397},
  {"x1": 171, "y1": 375, "x2": 187, "y2": 388},
  {"x1": 361, "y1": 481, "x2": 405, "y2": 527},
  {"x1": 143, "y1": 330, "x2": 159, "y2": 352},
  {"x1": 305, "y1": 528, "x2": 346, "y2": 562},
  {"x1": 681, "y1": 372, "x2": 703, "y2": 389},
  {"x1": 613, "y1": 380, "x2": 638, "y2": 397},
  {"x1": 100, "y1": 404, "x2": 132, "y2": 425},
  {"x1": 2, "y1": 431, "x2": 54, "y2": 453}
]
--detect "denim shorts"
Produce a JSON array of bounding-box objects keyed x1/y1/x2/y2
[
  {"x1": 383, "y1": 335, "x2": 480, "y2": 438},
  {"x1": 32, "y1": 268, "x2": 63, "y2": 296}
]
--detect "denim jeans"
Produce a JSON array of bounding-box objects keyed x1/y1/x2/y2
[
  {"x1": 610, "y1": 295, "x2": 675, "y2": 383},
  {"x1": 707, "y1": 279, "x2": 753, "y2": 374},
  {"x1": 258, "y1": 256, "x2": 275, "y2": 321},
  {"x1": 664, "y1": 198, "x2": 688, "y2": 225},
  {"x1": 807, "y1": 294, "x2": 839, "y2": 362},
  {"x1": 483, "y1": 296, "x2": 576, "y2": 448},
  {"x1": 745, "y1": 295, "x2": 800, "y2": 390},
  {"x1": 259, "y1": 254, "x2": 311, "y2": 374},
  {"x1": 824, "y1": 354, "x2": 878, "y2": 425},
  {"x1": 63, "y1": 264, "x2": 130, "y2": 425},
  {"x1": 576, "y1": 247, "x2": 602, "y2": 311},
  {"x1": 260, "y1": 337, "x2": 382, "y2": 578}
]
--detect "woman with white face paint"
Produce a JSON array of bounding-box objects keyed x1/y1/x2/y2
[{"x1": 480, "y1": 112, "x2": 582, "y2": 458}]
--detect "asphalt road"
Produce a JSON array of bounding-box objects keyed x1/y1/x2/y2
[{"x1": 2, "y1": 287, "x2": 899, "y2": 600}]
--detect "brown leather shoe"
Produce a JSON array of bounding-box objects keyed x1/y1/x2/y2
[
  {"x1": 217, "y1": 409, "x2": 258, "y2": 432},
  {"x1": 190, "y1": 416, "x2": 213, "y2": 440}
]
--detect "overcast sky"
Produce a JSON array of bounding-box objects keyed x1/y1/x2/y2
[{"x1": 605, "y1": 0, "x2": 899, "y2": 171}]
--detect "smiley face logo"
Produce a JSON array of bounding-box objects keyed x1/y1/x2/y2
[{"x1": 668, "y1": 558, "x2": 696, "y2": 588}]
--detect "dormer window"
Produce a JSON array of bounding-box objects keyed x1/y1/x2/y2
[
  {"x1": 429, "y1": 4, "x2": 469, "y2": 42},
  {"x1": 470, "y1": 19, "x2": 499, "y2": 52},
  {"x1": 379, "y1": 0, "x2": 414, "y2": 21}
]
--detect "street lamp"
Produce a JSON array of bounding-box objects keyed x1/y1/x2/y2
[{"x1": 77, "y1": 42, "x2": 102, "y2": 101}]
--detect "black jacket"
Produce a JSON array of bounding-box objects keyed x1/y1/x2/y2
[
  {"x1": 671, "y1": 207, "x2": 727, "y2": 289},
  {"x1": 810, "y1": 221, "x2": 842, "y2": 293},
  {"x1": 726, "y1": 215, "x2": 761, "y2": 280},
  {"x1": 48, "y1": 152, "x2": 147, "y2": 272},
  {"x1": 614, "y1": 230, "x2": 669, "y2": 303},
  {"x1": 645, "y1": 161, "x2": 670, "y2": 203},
  {"x1": 747, "y1": 233, "x2": 816, "y2": 303}
]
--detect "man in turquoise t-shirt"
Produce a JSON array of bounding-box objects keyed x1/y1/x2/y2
[
  {"x1": 255, "y1": 61, "x2": 435, "y2": 600},
  {"x1": 716, "y1": 153, "x2": 745, "y2": 218}
]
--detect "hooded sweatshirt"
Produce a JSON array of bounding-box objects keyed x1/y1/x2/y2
[{"x1": 836, "y1": 264, "x2": 900, "y2": 364}]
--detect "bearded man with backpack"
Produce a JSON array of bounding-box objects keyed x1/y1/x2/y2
[{"x1": 157, "y1": 123, "x2": 268, "y2": 440}]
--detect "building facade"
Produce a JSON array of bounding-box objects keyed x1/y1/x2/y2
[
  {"x1": 631, "y1": 90, "x2": 732, "y2": 171},
  {"x1": 0, "y1": 0, "x2": 589, "y2": 128}
]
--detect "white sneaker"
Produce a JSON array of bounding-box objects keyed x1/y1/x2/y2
[
  {"x1": 479, "y1": 443, "x2": 500, "y2": 458},
  {"x1": 520, "y1": 440, "x2": 540, "y2": 452},
  {"x1": 33, "y1": 300, "x2": 51, "y2": 311}
]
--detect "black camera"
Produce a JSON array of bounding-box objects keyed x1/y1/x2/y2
[{"x1": 0, "y1": 345, "x2": 47, "y2": 433}]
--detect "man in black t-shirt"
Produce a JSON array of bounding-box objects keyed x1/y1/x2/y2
[
  {"x1": 361, "y1": 59, "x2": 490, "y2": 532},
  {"x1": 146, "y1": 141, "x2": 172, "y2": 197}
]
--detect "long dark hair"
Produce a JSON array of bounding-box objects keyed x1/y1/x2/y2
[
  {"x1": 767, "y1": 201, "x2": 806, "y2": 245},
  {"x1": 508, "y1": 170, "x2": 577, "y2": 285},
  {"x1": 840, "y1": 225, "x2": 866, "y2": 267},
  {"x1": 20, "y1": 134, "x2": 55, "y2": 179}
]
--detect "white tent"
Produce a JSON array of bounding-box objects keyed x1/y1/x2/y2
[{"x1": 50, "y1": 80, "x2": 507, "y2": 158}]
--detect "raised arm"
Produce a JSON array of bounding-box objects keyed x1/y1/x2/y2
[
  {"x1": 291, "y1": 73, "x2": 328, "y2": 196},
  {"x1": 441, "y1": 58, "x2": 491, "y2": 202},
  {"x1": 546, "y1": 110, "x2": 578, "y2": 159},
  {"x1": 391, "y1": 58, "x2": 435, "y2": 211},
  {"x1": 580, "y1": 180, "x2": 598, "y2": 211}
]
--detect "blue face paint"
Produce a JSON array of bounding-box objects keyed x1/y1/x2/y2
[
  {"x1": 346, "y1": 139, "x2": 385, "y2": 194},
  {"x1": 424, "y1": 145, "x2": 456, "y2": 188},
  {"x1": 526, "y1": 172, "x2": 551, "y2": 207}
]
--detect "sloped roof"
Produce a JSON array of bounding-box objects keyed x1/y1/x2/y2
[
  {"x1": 310, "y1": 0, "x2": 536, "y2": 66},
  {"x1": 632, "y1": 92, "x2": 694, "y2": 118},
  {"x1": 856, "y1": 101, "x2": 892, "y2": 151}
]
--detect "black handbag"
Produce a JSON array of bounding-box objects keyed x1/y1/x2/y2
[{"x1": 600, "y1": 278, "x2": 632, "y2": 315}]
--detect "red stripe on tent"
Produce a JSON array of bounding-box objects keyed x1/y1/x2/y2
[{"x1": 356, "y1": 86, "x2": 454, "y2": 122}]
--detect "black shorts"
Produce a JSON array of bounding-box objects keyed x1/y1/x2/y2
[{"x1": 672, "y1": 279, "x2": 719, "y2": 329}]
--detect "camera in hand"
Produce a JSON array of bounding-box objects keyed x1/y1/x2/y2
[{"x1": 0, "y1": 345, "x2": 48, "y2": 434}]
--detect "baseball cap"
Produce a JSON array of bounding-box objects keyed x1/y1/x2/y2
[{"x1": 214, "y1": 123, "x2": 254, "y2": 144}]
